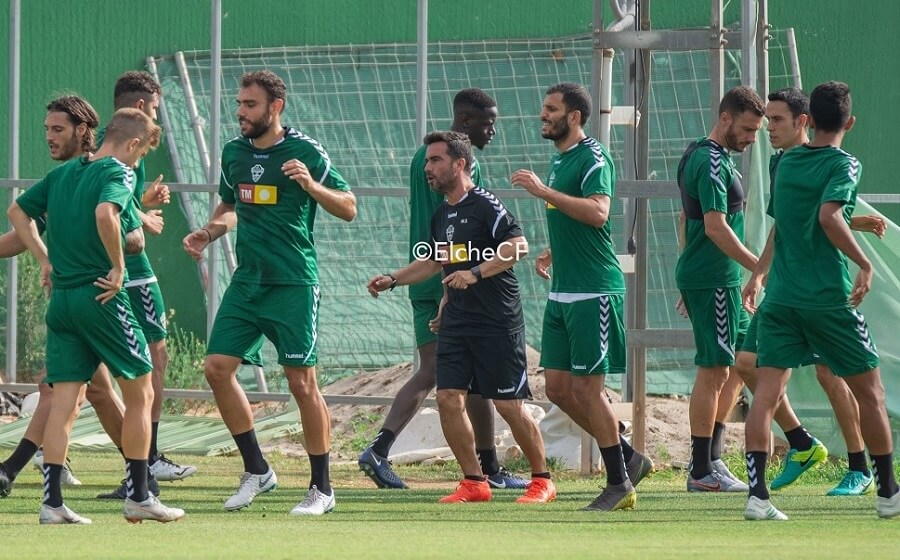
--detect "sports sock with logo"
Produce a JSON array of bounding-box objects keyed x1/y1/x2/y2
[
  {"x1": 42, "y1": 464, "x2": 64, "y2": 508},
  {"x1": 599, "y1": 444, "x2": 627, "y2": 485},
  {"x1": 309, "y1": 453, "x2": 332, "y2": 495},
  {"x1": 782, "y1": 425, "x2": 813, "y2": 452},
  {"x1": 746, "y1": 451, "x2": 768, "y2": 500},
  {"x1": 126, "y1": 458, "x2": 150, "y2": 502},
  {"x1": 477, "y1": 448, "x2": 500, "y2": 477},
  {"x1": 3, "y1": 437, "x2": 39, "y2": 480},
  {"x1": 710, "y1": 422, "x2": 726, "y2": 461},
  {"x1": 689, "y1": 436, "x2": 713, "y2": 479},
  {"x1": 870, "y1": 453, "x2": 900, "y2": 499},
  {"x1": 619, "y1": 436, "x2": 635, "y2": 463},
  {"x1": 848, "y1": 450, "x2": 870, "y2": 476},
  {"x1": 233, "y1": 429, "x2": 268, "y2": 475},
  {"x1": 370, "y1": 429, "x2": 396, "y2": 458},
  {"x1": 149, "y1": 422, "x2": 160, "y2": 463}
]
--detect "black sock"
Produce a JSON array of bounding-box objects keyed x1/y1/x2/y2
[
  {"x1": 870, "y1": 453, "x2": 900, "y2": 499},
  {"x1": 42, "y1": 464, "x2": 64, "y2": 508},
  {"x1": 746, "y1": 451, "x2": 769, "y2": 500},
  {"x1": 370, "y1": 429, "x2": 396, "y2": 458},
  {"x1": 619, "y1": 436, "x2": 635, "y2": 464},
  {"x1": 599, "y1": 444, "x2": 627, "y2": 486},
  {"x1": 126, "y1": 458, "x2": 150, "y2": 502},
  {"x1": 711, "y1": 422, "x2": 726, "y2": 461},
  {"x1": 783, "y1": 426, "x2": 813, "y2": 451},
  {"x1": 149, "y1": 422, "x2": 160, "y2": 462},
  {"x1": 233, "y1": 429, "x2": 268, "y2": 475},
  {"x1": 477, "y1": 448, "x2": 500, "y2": 477},
  {"x1": 532, "y1": 471, "x2": 551, "y2": 479},
  {"x1": 690, "y1": 436, "x2": 713, "y2": 479},
  {"x1": 464, "y1": 474, "x2": 485, "y2": 482},
  {"x1": 309, "y1": 452, "x2": 331, "y2": 495},
  {"x1": 848, "y1": 450, "x2": 870, "y2": 476},
  {"x1": 3, "y1": 438, "x2": 39, "y2": 480}
]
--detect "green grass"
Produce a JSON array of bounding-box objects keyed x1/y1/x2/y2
[{"x1": 1, "y1": 452, "x2": 899, "y2": 559}]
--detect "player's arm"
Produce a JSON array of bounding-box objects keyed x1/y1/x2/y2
[
  {"x1": 510, "y1": 169, "x2": 608, "y2": 228},
  {"x1": 0, "y1": 230, "x2": 26, "y2": 258},
  {"x1": 7, "y1": 203, "x2": 48, "y2": 266},
  {"x1": 138, "y1": 208, "x2": 165, "y2": 236},
  {"x1": 742, "y1": 226, "x2": 775, "y2": 313},
  {"x1": 183, "y1": 201, "x2": 236, "y2": 260},
  {"x1": 703, "y1": 211, "x2": 758, "y2": 272},
  {"x1": 820, "y1": 201, "x2": 873, "y2": 306},
  {"x1": 678, "y1": 210, "x2": 686, "y2": 250},
  {"x1": 367, "y1": 259, "x2": 442, "y2": 297},
  {"x1": 94, "y1": 202, "x2": 126, "y2": 304},
  {"x1": 124, "y1": 226, "x2": 145, "y2": 255},
  {"x1": 444, "y1": 235, "x2": 528, "y2": 290},
  {"x1": 282, "y1": 158, "x2": 356, "y2": 222},
  {"x1": 849, "y1": 214, "x2": 886, "y2": 238}
]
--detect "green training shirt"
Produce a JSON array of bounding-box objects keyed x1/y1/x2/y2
[
  {"x1": 96, "y1": 127, "x2": 153, "y2": 280},
  {"x1": 765, "y1": 145, "x2": 861, "y2": 310},
  {"x1": 545, "y1": 137, "x2": 624, "y2": 294},
  {"x1": 219, "y1": 127, "x2": 350, "y2": 286},
  {"x1": 675, "y1": 137, "x2": 746, "y2": 290},
  {"x1": 17, "y1": 156, "x2": 135, "y2": 289},
  {"x1": 407, "y1": 144, "x2": 482, "y2": 300}
]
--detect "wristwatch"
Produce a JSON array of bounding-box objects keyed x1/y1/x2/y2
[
  {"x1": 470, "y1": 265, "x2": 482, "y2": 282},
  {"x1": 387, "y1": 274, "x2": 398, "y2": 291}
]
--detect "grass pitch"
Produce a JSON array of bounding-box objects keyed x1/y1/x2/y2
[{"x1": 1, "y1": 452, "x2": 898, "y2": 559}]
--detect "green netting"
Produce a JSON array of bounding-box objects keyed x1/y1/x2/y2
[{"x1": 148, "y1": 31, "x2": 798, "y2": 392}]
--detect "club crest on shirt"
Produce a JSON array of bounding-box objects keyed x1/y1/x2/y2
[
  {"x1": 251, "y1": 163, "x2": 265, "y2": 182},
  {"x1": 446, "y1": 224, "x2": 455, "y2": 243}
]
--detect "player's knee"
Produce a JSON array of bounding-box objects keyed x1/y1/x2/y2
[
  {"x1": 436, "y1": 390, "x2": 466, "y2": 414},
  {"x1": 286, "y1": 368, "x2": 320, "y2": 400},
  {"x1": 204, "y1": 356, "x2": 237, "y2": 386}
]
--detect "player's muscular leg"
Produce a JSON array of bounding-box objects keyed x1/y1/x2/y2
[
  {"x1": 715, "y1": 368, "x2": 743, "y2": 424},
  {"x1": 545, "y1": 369, "x2": 594, "y2": 435},
  {"x1": 116, "y1": 374, "x2": 154, "y2": 460},
  {"x1": 734, "y1": 352, "x2": 801, "y2": 431},
  {"x1": 816, "y1": 365, "x2": 864, "y2": 452},
  {"x1": 380, "y1": 342, "x2": 437, "y2": 434},
  {"x1": 21, "y1": 374, "x2": 54, "y2": 445},
  {"x1": 690, "y1": 366, "x2": 728, "y2": 437},
  {"x1": 745, "y1": 367, "x2": 791, "y2": 451},
  {"x1": 148, "y1": 340, "x2": 169, "y2": 422},
  {"x1": 842, "y1": 368, "x2": 892, "y2": 455},
  {"x1": 42, "y1": 382, "x2": 87, "y2": 465},
  {"x1": 86, "y1": 364, "x2": 125, "y2": 448},
  {"x1": 285, "y1": 365, "x2": 330, "y2": 455},
  {"x1": 205, "y1": 354, "x2": 252, "y2": 435},
  {"x1": 436, "y1": 389, "x2": 481, "y2": 477},
  {"x1": 493, "y1": 399, "x2": 547, "y2": 473},
  {"x1": 572, "y1": 375, "x2": 619, "y2": 447}
]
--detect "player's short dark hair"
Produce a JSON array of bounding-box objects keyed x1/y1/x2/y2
[
  {"x1": 240, "y1": 70, "x2": 287, "y2": 110},
  {"x1": 104, "y1": 107, "x2": 162, "y2": 150},
  {"x1": 46, "y1": 95, "x2": 100, "y2": 153},
  {"x1": 719, "y1": 86, "x2": 765, "y2": 118},
  {"x1": 546, "y1": 82, "x2": 591, "y2": 125},
  {"x1": 768, "y1": 87, "x2": 809, "y2": 120},
  {"x1": 423, "y1": 130, "x2": 473, "y2": 173},
  {"x1": 453, "y1": 88, "x2": 496, "y2": 114},
  {"x1": 809, "y1": 81, "x2": 852, "y2": 133},
  {"x1": 113, "y1": 71, "x2": 162, "y2": 110}
]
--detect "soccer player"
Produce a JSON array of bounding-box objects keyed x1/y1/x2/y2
[
  {"x1": 182, "y1": 70, "x2": 356, "y2": 515},
  {"x1": 95, "y1": 72, "x2": 196, "y2": 500},
  {"x1": 731, "y1": 87, "x2": 885, "y2": 496},
  {"x1": 743, "y1": 81, "x2": 900, "y2": 521},
  {"x1": 8, "y1": 108, "x2": 185, "y2": 524},
  {"x1": 368, "y1": 131, "x2": 556, "y2": 504},
  {"x1": 511, "y1": 82, "x2": 651, "y2": 511},
  {"x1": 0, "y1": 95, "x2": 142, "y2": 498},
  {"x1": 676, "y1": 86, "x2": 763, "y2": 493},
  {"x1": 358, "y1": 88, "x2": 526, "y2": 491}
]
